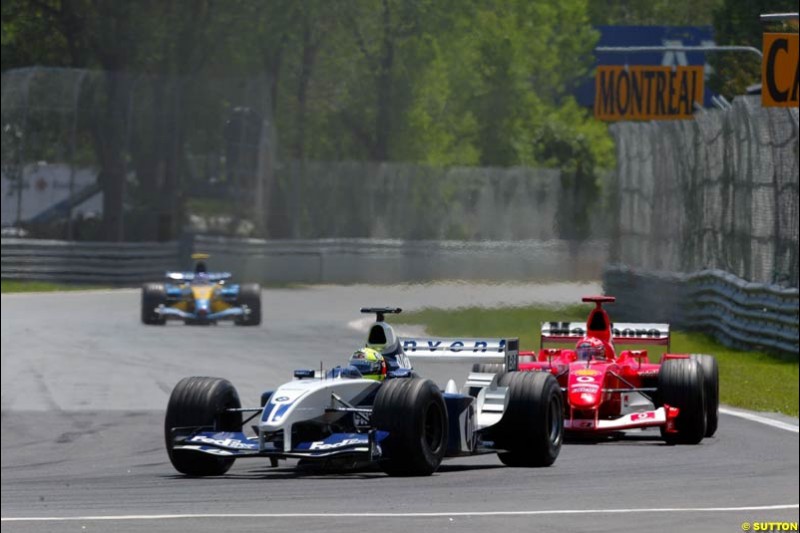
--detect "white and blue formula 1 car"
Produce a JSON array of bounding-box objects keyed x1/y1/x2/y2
[{"x1": 164, "y1": 308, "x2": 563, "y2": 477}]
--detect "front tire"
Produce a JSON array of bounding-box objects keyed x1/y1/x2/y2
[
  {"x1": 235, "y1": 283, "x2": 261, "y2": 326},
  {"x1": 141, "y1": 283, "x2": 166, "y2": 325},
  {"x1": 493, "y1": 371, "x2": 563, "y2": 467},
  {"x1": 371, "y1": 378, "x2": 448, "y2": 476},
  {"x1": 164, "y1": 377, "x2": 242, "y2": 476},
  {"x1": 659, "y1": 359, "x2": 706, "y2": 444},
  {"x1": 690, "y1": 354, "x2": 719, "y2": 437}
]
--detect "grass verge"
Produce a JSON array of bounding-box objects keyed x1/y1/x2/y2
[
  {"x1": 398, "y1": 305, "x2": 799, "y2": 417},
  {"x1": 1, "y1": 280, "x2": 108, "y2": 293}
]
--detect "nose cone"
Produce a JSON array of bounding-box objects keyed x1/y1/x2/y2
[
  {"x1": 567, "y1": 366, "x2": 604, "y2": 408},
  {"x1": 195, "y1": 299, "x2": 210, "y2": 316},
  {"x1": 569, "y1": 388, "x2": 601, "y2": 408}
]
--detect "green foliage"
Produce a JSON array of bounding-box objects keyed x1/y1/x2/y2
[
  {"x1": 671, "y1": 330, "x2": 799, "y2": 416},
  {"x1": 401, "y1": 41, "x2": 481, "y2": 166},
  {"x1": 398, "y1": 305, "x2": 799, "y2": 416},
  {"x1": 710, "y1": 0, "x2": 798, "y2": 99},
  {"x1": 588, "y1": 0, "x2": 723, "y2": 26},
  {"x1": 399, "y1": 304, "x2": 587, "y2": 349},
  {"x1": 0, "y1": 280, "x2": 106, "y2": 292},
  {"x1": 2, "y1": 1, "x2": 75, "y2": 68},
  {"x1": 3, "y1": 0, "x2": 622, "y2": 240},
  {"x1": 2, "y1": 0, "x2": 612, "y2": 168}
]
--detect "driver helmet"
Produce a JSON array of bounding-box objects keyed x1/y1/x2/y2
[
  {"x1": 348, "y1": 347, "x2": 386, "y2": 381},
  {"x1": 194, "y1": 272, "x2": 211, "y2": 284},
  {"x1": 576, "y1": 337, "x2": 605, "y2": 361}
]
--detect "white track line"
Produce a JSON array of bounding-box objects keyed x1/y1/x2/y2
[
  {"x1": 2, "y1": 504, "x2": 798, "y2": 522},
  {"x1": 720, "y1": 407, "x2": 799, "y2": 434}
]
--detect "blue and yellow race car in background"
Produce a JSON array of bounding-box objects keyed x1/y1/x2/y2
[{"x1": 141, "y1": 254, "x2": 261, "y2": 326}]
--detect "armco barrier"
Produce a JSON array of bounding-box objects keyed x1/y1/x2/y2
[
  {"x1": 604, "y1": 265, "x2": 799, "y2": 355},
  {"x1": 1, "y1": 236, "x2": 608, "y2": 285},
  {"x1": 191, "y1": 235, "x2": 608, "y2": 284},
  {"x1": 1, "y1": 238, "x2": 181, "y2": 285}
]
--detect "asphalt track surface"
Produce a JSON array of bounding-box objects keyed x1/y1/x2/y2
[{"x1": 2, "y1": 285, "x2": 798, "y2": 533}]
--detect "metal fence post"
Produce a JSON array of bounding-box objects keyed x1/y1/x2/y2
[{"x1": 67, "y1": 71, "x2": 88, "y2": 241}]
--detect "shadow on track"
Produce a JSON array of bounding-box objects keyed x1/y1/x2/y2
[
  {"x1": 564, "y1": 430, "x2": 676, "y2": 446},
  {"x1": 160, "y1": 460, "x2": 506, "y2": 481}
]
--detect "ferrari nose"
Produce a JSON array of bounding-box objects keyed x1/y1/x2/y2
[{"x1": 569, "y1": 390, "x2": 600, "y2": 408}]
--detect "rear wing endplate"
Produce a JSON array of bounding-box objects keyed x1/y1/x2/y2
[
  {"x1": 399, "y1": 337, "x2": 519, "y2": 371},
  {"x1": 541, "y1": 322, "x2": 670, "y2": 348}
]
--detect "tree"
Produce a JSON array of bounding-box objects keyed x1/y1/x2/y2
[
  {"x1": 588, "y1": 0, "x2": 722, "y2": 26},
  {"x1": 2, "y1": 0, "x2": 237, "y2": 240},
  {"x1": 710, "y1": 0, "x2": 797, "y2": 99},
  {"x1": 3, "y1": 0, "x2": 619, "y2": 242},
  {"x1": 2, "y1": 1, "x2": 138, "y2": 240}
]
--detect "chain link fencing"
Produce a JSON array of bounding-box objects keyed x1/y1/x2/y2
[
  {"x1": 266, "y1": 161, "x2": 565, "y2": 240},
  {"x1": 610, "y1": 95, "x2": 799, "y2": 288},
  {"x1": 1, "y1": 236, "x2": 607, "y2": 284}
]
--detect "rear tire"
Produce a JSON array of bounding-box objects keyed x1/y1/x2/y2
[
  {"x1": 235, "y1": 283, "x2": 261, "y2": 326},
  {"x1": 164, "y1": 377, "x2": 242, "y2": 476},
  {"x1": 493, "y1": 371, "x2": 563, "y2": 467},
  {"x1": 658, "y1": 359, "x2": 706, "y2": 444},
  {"x1": 372, "y1": 378, "x2": 448, "y2": 476},
  {"x1": 690, "y1": 354, "x2": 719, "y2": 437},
  {"x1": 141, "y1": 283, "x2": 166, "y2": 325}
]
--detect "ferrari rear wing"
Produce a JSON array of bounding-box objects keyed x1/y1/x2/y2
[
  {"x1": 541, "y1": 322, "x2": 670, "y2": 348},
  {"x1": 399, "y1": 337, "x2": 519, "y2": 371}
]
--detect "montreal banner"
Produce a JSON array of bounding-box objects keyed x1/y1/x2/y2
[{"x1": 595, "y1": 65, "x2": 704, "y2": 121}]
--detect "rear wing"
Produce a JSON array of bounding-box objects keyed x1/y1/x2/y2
[
  {"x1": 541, "y1": 322, "x2": 670, "y2": 348},
  {"x1": 399, "y1": 337, "x2": 519, "y2": 371}
]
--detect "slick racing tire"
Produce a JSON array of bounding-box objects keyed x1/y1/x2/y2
[
  {"x1": 235, "y1": 283, "x2": 261, "y2": 326},
  {"x1": 493, "y1": 371, "x2": 563, "y2": 467},
  {"x1": 690, "y1": 354, "x2": 719, "y2": 437},
  {"x1": 658, "y1": 359, "x2": 706, "y2": 445},
  {"x1": 164, "y1": 377, "x2": 242, "y2": 476},
  {"x1": 372, "y1": 378, "x2": 448, "y2": 476},
  {"x1": 141, "y1": 283, "x2": 166, "y2": 325}
]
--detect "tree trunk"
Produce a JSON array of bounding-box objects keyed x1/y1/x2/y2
[
  {"x1": 373, "y1": 0, "x2": 394, "y2": 161},
  {"x1": 294, "y1": 19, "x2": 320, "y2": 160},
  {"x1": 97, "y1": 71, "x2": 130, "y2": 242}
]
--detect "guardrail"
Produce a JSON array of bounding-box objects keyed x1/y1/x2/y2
[
  {"x1": 604, "y1": 265, "x2": 799, "y2": 355},
  {"x1": 1, "y1": 235, "x2": 608, "y2": 285},
  {"x1": 192, "y1": 235, "x2": 608, "y2": 284},
  {"x1": 4, "y1": 238, "x2": 796, "y2": 354},
  {"x1": 1, "y1": 238, "x2": 181, "y2": 284}
]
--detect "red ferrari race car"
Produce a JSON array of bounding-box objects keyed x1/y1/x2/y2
[{"x1": 512, "y1": 296, "x2": 718, "y2": 444}]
